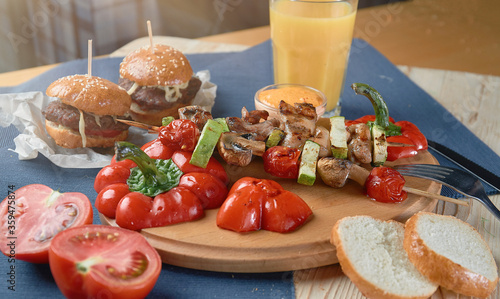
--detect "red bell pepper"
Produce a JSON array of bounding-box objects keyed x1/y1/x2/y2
[
  {"x1": 216, "y1": 177, "x2": 313, "y2": 233},
  {"x1": 95, "y1": 141, "x2": 228, "y2": 231},
  {"x1": 349, "y1": 83, "x2": 428, "y2": 162},
  {"x1": 386, "y1": 121, "x2": 427, "y2": 161},
  {"x1": 347, "y1": 117, "x2": 428, "y2": 161}
]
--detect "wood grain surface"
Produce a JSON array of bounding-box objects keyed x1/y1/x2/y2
[{"x1": 101, "y1": 150, "x2": 440, "y2": 273}]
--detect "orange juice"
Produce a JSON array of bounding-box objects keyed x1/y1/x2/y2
[{"x1": 270, "y1": 0, "x2": 357, "y2": 113}]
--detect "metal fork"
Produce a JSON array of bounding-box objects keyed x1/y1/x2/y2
[{"x1": 394, "y1": 164, "x2": 500, "y2": 220}]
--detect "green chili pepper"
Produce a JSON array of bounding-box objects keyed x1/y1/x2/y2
[
  {"x1": 351, "y1": 83, "x2": 401, "y2": 136},
  {"x1": 114, "y1": 141, "x2": 183, "y2": 197}
]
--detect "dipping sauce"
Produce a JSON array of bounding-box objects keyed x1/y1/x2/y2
[
  {"x1": 259, "y1": 86, "x2": 324, "y2": 108},
  {"x1": 254, "y1": 83, "x2": 327, "y2": 119}
]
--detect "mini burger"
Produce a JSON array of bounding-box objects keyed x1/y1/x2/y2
[
  {"x1": 43, "y1": 75, "x2": 132, "y2": 148},
  {"x1": 118, "y1": 44, "x2": 202, "y2": 126}
]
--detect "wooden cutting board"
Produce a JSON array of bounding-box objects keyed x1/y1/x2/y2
[{"x1": 100, "y1": 150, "x2": 440, "y2": 273}]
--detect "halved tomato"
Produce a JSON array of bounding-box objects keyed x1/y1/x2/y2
[
  {"x1": 49, "y1": 225, "x2": 162, "y2": 299},
  {"x1": 0, "y1": 184, "x2": 93, "y2": 263}
]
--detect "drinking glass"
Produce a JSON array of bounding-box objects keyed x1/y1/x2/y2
[{"x1": 270, "y1": 0, "x2": 358, "y2": 116}]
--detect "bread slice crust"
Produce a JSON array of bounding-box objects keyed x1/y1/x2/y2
[
  {"x1": 331, "y1": 216, "x2": 438, "y2": 299},
  {"x1": 404, "y1": 212, "x2": 498, "y2": 298}
]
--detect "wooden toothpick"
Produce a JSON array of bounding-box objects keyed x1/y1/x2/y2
[
  {"x1": 87, "y1": 39, "x2": 92, "y2": 77},
  {"x1": 147, "y1": 20, "x2": 153, "y2": 52}
]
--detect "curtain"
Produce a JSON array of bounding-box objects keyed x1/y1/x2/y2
[{"x1": 0, "y1": 0, "x2": 271, "y2": 73}]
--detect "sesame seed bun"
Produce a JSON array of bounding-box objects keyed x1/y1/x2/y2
[
  {"x1": 119, "y1": 44, "x2": 193, "y2": 86},
  {"x1": 46, "y1": 75, "x2": 131, "y2": 116}
]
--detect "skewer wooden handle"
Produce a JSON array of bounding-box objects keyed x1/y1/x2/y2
[
  {"x1": 116, "y1": 119, "x2": 160, "y2": 132},
  {"x1": 403, "y1": 186, "x2": 469, "y2": 206}
]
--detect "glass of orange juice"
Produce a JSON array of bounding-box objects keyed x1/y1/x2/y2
[{"x1": 270, "y1": 0, "x2": 358, "y2": 116}]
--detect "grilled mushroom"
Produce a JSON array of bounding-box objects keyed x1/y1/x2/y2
[
  {"x1": 217, "y1": 132, "x2": 266, "y2": 167},
  {"x1": 317, "y1": 157, "x2": 369, "y2": 188}
]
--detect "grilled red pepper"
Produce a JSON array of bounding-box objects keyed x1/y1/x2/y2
[
  {"x1": 216, "y1": 177, "x2": 313, "y2": 233},
  {"x1": 347, "y1": 116, "x2": 427, "y2": 161},
  {"x1": 386, "y1": 121, "x2": 427, "y2": 161},
  {"x1": 349, "y1": 83, "x2": 428, "y2": 161}
]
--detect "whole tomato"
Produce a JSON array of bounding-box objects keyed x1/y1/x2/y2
[
  {"x1": 0, "y1": 184, "x2": 93, "y2": 263},
  {"x1": 365, "y1": 166, "x2": 407, "y2": 203},
  {"x1": 159, "y1": 119, "x2": 200, "y2": 151},
  {"x1": 262, "y1": 146, "x2": 301, "y2": 179},
  {"x1": 49, "y1": 225, "x2": 161, "y2": 299}
]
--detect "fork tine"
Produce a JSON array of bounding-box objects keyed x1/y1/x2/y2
[
  {"x1": 395, "y1": 164, "x2": 453, "y2": 178},
  {"x1": 398, "y1": 164, "x2": 453, "y2": 174},
  {"x1": 395, "y1": 164, "x2": 500, "y2": 220}
]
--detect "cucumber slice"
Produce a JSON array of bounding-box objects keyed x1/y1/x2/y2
[
  {"x1": 190, "y1": 119, "x2": 224, "y2": 168},
  {"x1": 329, "y1": 116, "x2": 348, "y2": 159},
  {"x1": 161, "y1": 116, "x2": 175, "y2": 126},
  {"x1": 265, "y1": 128, "x2": 285, "y2": 148},
  {"x1": 371, "y1": 124, "x2": 388, "y2": 166},
  {"x1": 214, "y1": 118, "x2": 230, "y2": 132},
  {"x1": 298, "y1": 140, "x2": 321, "y2": 186}
]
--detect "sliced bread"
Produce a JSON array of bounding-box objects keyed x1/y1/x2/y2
[
  {"x1": 404, "y1": 211, "x2": 499, "y2": 298},
  {"x1": 331, "y1": 216, "x2": 438, "y2": 299}
]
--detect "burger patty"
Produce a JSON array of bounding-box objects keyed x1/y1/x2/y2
[
  {"x1": 118, "y1": 76, "x2": 202, "y2": 111},
  {"x1": 43, "y1": 101, "x2": 130, "y2": 133}
]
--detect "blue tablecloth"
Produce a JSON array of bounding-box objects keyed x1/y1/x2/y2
[{"x1": 1, "y1": 39, "x2": 499, "y2": 298}]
